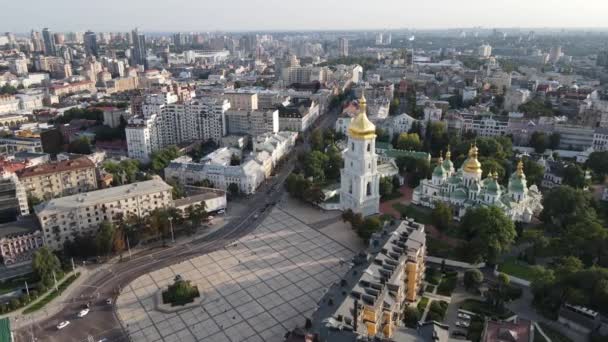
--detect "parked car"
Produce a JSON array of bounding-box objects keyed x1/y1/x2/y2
[
  {"x1": 77, "y1": 308, "x2": 89, "y2": 317},
  {"x1": 456, "y1": 321, "x2": 470, "y2": 328},
  {"x1": 452, "y1": 330, "x2": 467, "y2": 338},
  {"x1": 458, "y1": 312, "x2": 471, "y2": 320},
  {"x1": 56, "y1": 321, "x2": 70, "y2": 330},
  {"x1": 105, "y1": 298, "x2": 112, "y2": 305}
]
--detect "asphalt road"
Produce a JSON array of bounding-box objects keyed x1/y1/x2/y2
[{"x1": 15, "y1": 107, "x2": 339, "y2": 342}]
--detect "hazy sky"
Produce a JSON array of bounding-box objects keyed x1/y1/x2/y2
[{"x1": 4, "y1": 0, "x2": 608, "y2": 32}]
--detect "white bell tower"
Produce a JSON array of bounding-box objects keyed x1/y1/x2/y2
[{"x1": 340, "y1": 95, "x2": 380, "y2": 217}]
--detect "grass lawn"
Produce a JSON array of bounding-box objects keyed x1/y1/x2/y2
[
  {"x1": 460, "y1": 299, "x2": 514, "y2": 320},
  {"x1": 498, "y1": 257, "x2": 540, "y2": 281},
  {"x1": 537, "y1": 323, "x2": 573, "y2": 342},
  {"x1": 392, "y1": 203, "x2": 431, "y2": 224},
  {"x1": 23, "y1": 273, "x2": 80, "y2": 314},
  {"x1": 417, "y1": 296, "x2": 430, "y2": 312}
]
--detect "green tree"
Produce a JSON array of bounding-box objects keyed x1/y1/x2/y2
[
  {"x1": 310, "y1": 128, "x2": 324, "y2": 151},
  {"x1": 462, "y1": 206, "x2": 516, "y2": 263},
  {"x1": 227, "y1": 183, "x2": 240, "y2": 198},
  {"x1": 356, "y1": 217, "x2": 382, "y2": 241},
  {"x1": 586, "y1": 151, "x2": 608, "y2": 179},
  {"x1": 403, "y1": 307, "x2": 421, "y2": 328},
  {"x1": 480, "y1": 158, "x2": 506, "y2": 180},
  {"x1": 562, "y1": 164, "x2": 587, "y2": 189},
  {"x1": 522, "y1": 158, "x2": 544, "y2": 186},
  {"x1": 431, "y1": 202, "x2": 453, "y2": 231},
  {"x1": 0, "y1": 84, "x2": 18, "y2": 95},
  {"x1": 325, "y1": 145, "x2": 343, "y2": 181},
  {"x1": 229, "y1": 154, "x2": 241, "y2": 166},
  {"x1": 540, "y1": 186, "x2": 594, "y2": 229},
  {"x1": 549, "y1": 133, "x2": 561, "y2": 150},
  {"x1": 463, "y1": 269, "x2": 484, "y2": 290},
  {"x1": 185, "y1": 203, "x2": 207, "y2": 227},
  {"x1": 151, "y1": 146, "x2": 182, "y2": 174},
  {"x1": 375, "y1": 127, "x2": 390, "y2": 143},
  {"x1": 529, "y1": 132, "x2": 549, "y2": 153},
  {"x1": 304, "y1": 151, "x2": 329, "y2": 182},
  {"x1": 32, "y1": 247, "x2": 62, "y2": 287},
  {"x1": 379, "y1": 177, "x2": 394, "y2": 199},
  {"x1": 395, "y1": 133, "x2": 422, "y2": 151},
  {"x1": 67, "y1": 137, "x2": 92, "y2": 154},
  {"x1": 95, "y1": 221, "x2": 116, "y2": 256}
]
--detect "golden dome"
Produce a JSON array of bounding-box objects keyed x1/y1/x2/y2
[
  {"x1": 348, "y1": 94, "x2": 376, "y2": 140},
  {"x1": 515, "y1": 160, "x2": 525, "y2": 178},
  {"x1": 463, "y1": 144, "x2": 482, "y2": 174}
]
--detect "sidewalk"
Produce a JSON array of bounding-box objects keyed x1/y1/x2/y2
[{"x1": 5, "y1": 268, "x2": 90, "y2": 330}]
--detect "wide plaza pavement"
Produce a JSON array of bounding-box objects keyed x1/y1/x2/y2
[{"x1": 116, "y1": 206, "x2": 356, "y2": 342}]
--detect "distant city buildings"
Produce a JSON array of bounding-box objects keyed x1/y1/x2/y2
[{"x1": 338, "y1": 37, "x2": 349, "y2": 57}]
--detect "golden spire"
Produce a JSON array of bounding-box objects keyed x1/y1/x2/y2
[
  {"x1": 492, "y1": 170, "x2": 499, "y2": 180},
  {"x1": 347, "y1": 94, "x2": 375, "y2": 140},
  {"x1": 437, "y1": 151, "x2": 443, "y2": 165},
  {"x1": 445, "y1": 146, "x2": 451, "y2": 160},
  {"x1": 516, "y1": 159, "x2": 525, "y2": 177}
]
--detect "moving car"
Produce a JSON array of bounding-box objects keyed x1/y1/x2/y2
[
  {"x1": 56, "y1": 321, "x2": 70, "y2": 330},
  {"x1": 77, "y1": 308, "x2": 89, "y2": 317},
  {"x1": 106, "y1": 298, "x2": 112, "y2": 305}
]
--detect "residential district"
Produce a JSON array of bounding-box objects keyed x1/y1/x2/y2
[{"x1": 0, "y1": 25, "x2": 604, "y2": 342}]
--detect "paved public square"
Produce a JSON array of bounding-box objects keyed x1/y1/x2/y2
[{"x1": 116, "y1": 207, "x2": 356, "y2": 342}]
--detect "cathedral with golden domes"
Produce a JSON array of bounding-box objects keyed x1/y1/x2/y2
[{"x1": 412, "y1": 145, "x2": 543, "y2": 223}]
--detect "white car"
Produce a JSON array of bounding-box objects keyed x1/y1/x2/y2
[
  {"x1": 106, "y1": 298, "x2": 112, "y2": 305},
  {"x1": 458, "y1": 312, "x2": 471, "y2": 320},
  {"x1": 217, "y1": 210, "x2": 225, "y2": 215},
  {"x1": 77, "y1": 308, "x2": 89, "y2": 317},
  {"x1": 456, "y1": 321, "x2": 470, "y2": 328},
  {"x1": 56, "y1": 321, "x2": 70, "y2": 330}
]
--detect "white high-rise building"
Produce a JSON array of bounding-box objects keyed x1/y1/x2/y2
[
  {"x1": 478, "y1": 44, "x2": 492, "y2": 58},
  {"x1": 340, "y1": 95, "x2": 380, "y2": 217},
  {"x1": 338, "y1": 37, "x2": 349, "y2": 57},
  {"x1": 126, "y1": 93, "x2": 231, "y2": 162}
]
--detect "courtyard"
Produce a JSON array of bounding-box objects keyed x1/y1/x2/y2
[{"x1": 116, "y1": 207, "x2": 357, "y2": 342}]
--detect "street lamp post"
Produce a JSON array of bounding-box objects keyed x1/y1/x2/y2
[{"x1": 168, "y1": 217, "x2": 174, "y2": 243}]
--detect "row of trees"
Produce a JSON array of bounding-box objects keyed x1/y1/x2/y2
[
  {"x1": 529, "y1": 131, "x2": 561, "y2": 153},
  {"x1": 63, "y1": 204, "x2": 208, "y2": 259}
]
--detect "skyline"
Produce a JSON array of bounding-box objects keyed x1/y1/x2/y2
[{"x1": 4, "y1": 0, "x2": 608, "y2": 33}]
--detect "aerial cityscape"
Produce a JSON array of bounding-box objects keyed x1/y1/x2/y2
[{"x1": 0, "y1": 1, "x2": 608, "y2": 342}]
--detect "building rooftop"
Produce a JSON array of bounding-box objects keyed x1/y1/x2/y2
[
  {"x1": 483, "y1": 318, "x2": 532, "y2": 342},
  {"x1": 319, "y1": 220, "x2": 426, "y2": 338},
  {"x1": 0, "y1": 216, "x2": 40, "y2": 239},
  {"x1": 174, "y1": 188, "x2": 226, "y2": 207},
  {"x1": 35, "y1": 177, "x2": 172, "y2": 215},
  {"x1": 17, "y1": 157, "x2": 95, "y2": 178}
]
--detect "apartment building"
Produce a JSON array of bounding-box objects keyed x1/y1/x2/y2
[
  {"x1": 225, "y1": 109, "x2": 279, "y2": 136},
  {"x1": 17, "y1": 157, "x2": 97, "y2": 200},
  {"x1": 319, "y1": 220, "x2": 426, "y2": 340},
  {"x1": 35, "y1": 177, "x2": 173, "y2": 250},
  {"x1": 223, "y1": 92, "x2": 258, "y2": 111},
  {"x1": 49, "y1": 81, "x2": 96, "y2": 96},
  {"x1": 0, "y1": 217, "x2": 44, "y2": 266},
  {"x1": 0, "y1": 137, "x2": 42, "y2": 154},
  {"x1": 277, "y1": 97, "x2": 320, "y2": 132},
  {"x1": 126, "y1": 94, "x2": 231, "y2": 162}
]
